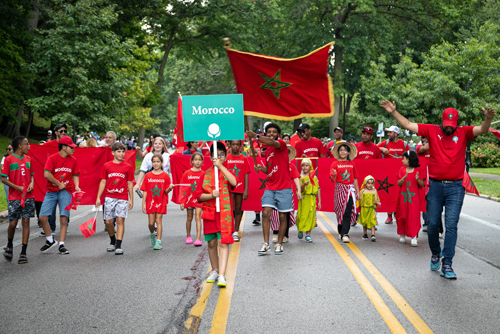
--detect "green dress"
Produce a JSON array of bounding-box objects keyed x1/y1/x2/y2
[
  {"x1": 296, "y1": 176, "x2": 319, "y2": 232},
  {"x1": 359, "y1": 192, "x2": 378, "y2": 229}
]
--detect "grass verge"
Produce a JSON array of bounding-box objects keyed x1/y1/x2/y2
[
  {"x1": 470, "y1": 168, "x2": 500, "y2": 176},
  {"x1": 471, "y1": 177, "x2": 500, "y2": 199}
]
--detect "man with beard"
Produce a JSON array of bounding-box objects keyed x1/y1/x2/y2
[
  {"x1": 381, "y1": 100, "x2": 496, "y2": 279},
  {"x1": 295, "y1": 123, "x2": 325, "y2": 161},
  {"x1": 355, "y1": 127, "x2": 382, "y2": 160}
]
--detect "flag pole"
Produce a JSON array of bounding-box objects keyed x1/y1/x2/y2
[
  {"x1": 213, "y1": 140, "x2": 220, "y2": 212},
  {"x1": 245, "y1": 116, "x2": 258, "y2": 169}
]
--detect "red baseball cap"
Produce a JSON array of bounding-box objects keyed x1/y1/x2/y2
[
  {"x1": 361, "y1": 126, "x2": 373, "y2": 134},
  {"x1": 442, "y1": 108, "x2": 459, "y2": 127},
  {"x1": 59, "y1": 136, "x2": 76, "y2": 148}
]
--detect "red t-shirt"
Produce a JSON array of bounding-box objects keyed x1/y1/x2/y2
[
  {"x1": 146, "y1": 144, "x2": 152, "y2": 153},
  {"x1": 355, "y1": 142, "x2": 382, "y2": 160},
  {"x1": 226, "y1": 153, "x2": 251, "y2": 194},
  {"x1": 415, "y1": 143, "x2": 430, "y2": 158},
  {"x1": 264, "y1": 139, "x2": 291, "y2": 191},
  {"x1": 377, "y1": 139, "x2": 410, "y2": 159},
  {"x1": 99, "y1": 161, "x2": 135, "y2": 200},
  {"x1": 1, "y1": 154, "x2": 35, "y2": 201},
  {"x1": 330, "y1": 160, "x2": 358, "y2": 184},
  {"x1": 140, "y1": 171, "x2": 171, "y2": 214},
  {"x1": 289, "y1": 161, "x2": 300, "y2": 189},
  {"x1": 180, "y1": 169, "x2": 205, "y2": 207},
  {"x1": 44, "y1": 153, "x2": 80, "y2": 193},
  {"x1": 295, "y1": 137, "x2": 325, "y2": 158},
  {"x1": 418, "y1": 124, "x2": 475, "y2": 180}
]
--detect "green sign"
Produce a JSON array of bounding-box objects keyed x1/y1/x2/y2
[{"x1": 182, "y1": 94, "x2": 244, "y2": 141}]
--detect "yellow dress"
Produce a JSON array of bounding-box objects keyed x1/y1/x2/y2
[
  {"x1": 296, "y1": 176, "x2": 319, "y2": 232},
  {"x1": 359, "y1": 192, "x2": 378, "y2": 229}
]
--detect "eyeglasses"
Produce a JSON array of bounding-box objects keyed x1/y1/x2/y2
[
  {"x1": 218, "y1": 153, "x2": 225, "y2": 158},
  {"x1": 6, "y1": 148, "x2": 12, "y2": 151},
  {"x1": 58, "y1": 129, "x2": 67, "y2": 133}
]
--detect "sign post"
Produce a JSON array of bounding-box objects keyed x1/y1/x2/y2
[{"x1": 182, "y1": 94, "x2": 244, "y2": 212}]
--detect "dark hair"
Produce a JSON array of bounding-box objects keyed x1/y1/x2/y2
[
  {"x1": 54, "y1": 124, "x2": 67, "y2": 131},
  {"x1": 191, "y1": 152, "x2": 204, "y2": 163},
  {"x1": 282, "y1": 133, "x2": 291, "y2": 140},
  {"x1": 265, "y1": 122, "x2": 281, "y2": 135},
  {"x1": 11, "y1": 136, "x2": 26, "y2": 151},
  {"x1": 112, "y1": 142, "x2": 126, "y2": 152},
  {"x1": 58, "y1": 144, "x2": 66, "y2": 151},
  {"x1": 210, "y1": 142, "x2": 227, "y2": 156},
  {"x1": 338, "y1": 144, "x2": 351, "y2": 153},
  {"x1": 187, "y1": 141, "x2": 196, "y2": 149},
  {"x1": 402, "y1": 150, "x2": 420, "y2": 167},
  {"x1": 230, "y1": 140, "x2": 242, "y2": 146},
  {"x1": 150, "y1": 132, "x2": 160, "y2": 140},
  {"x1": 151, "y1": 153, "x2": 163, "y2": 163}
]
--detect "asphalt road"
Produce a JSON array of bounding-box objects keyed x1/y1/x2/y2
[{"x1": 0, "y1": 193, "x2": 499, "y2": 334}]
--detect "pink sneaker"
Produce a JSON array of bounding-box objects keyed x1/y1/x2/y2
[
  {"x1": 185, "y1": 236, "x2": 193, "y2": 244},
  {"x1": 194, "y1": 239, "x2": 202, "y2": 247}
]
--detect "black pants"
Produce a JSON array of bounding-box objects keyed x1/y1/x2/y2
[{"x1": 338, "y1": 196, "x2": 353, "y2": 237}]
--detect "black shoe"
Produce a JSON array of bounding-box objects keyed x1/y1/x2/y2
[
  {"x1": 18, "y1": 254, "x2": 28, "y2": 264},
  {"x1": 3, "y1": 247, "x2": 13, "y2": 262},
  {"x1": 362, "y1": 234, "x2": 368, "y2": 240},
  {"x1": 59, "y1": 245, "x2": 70, "y2": 255},
  {"x1": 40, "y1": 240, "x2": 58, "y2": 252},
  {"x1": 252, "y1": 220, "x2": 261, "y2": 226}
]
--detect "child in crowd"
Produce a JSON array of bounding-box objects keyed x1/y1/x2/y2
[
  {"x1": 141, "y1": 154, "x2": 173, "y2": 250},
  {"x1": 180, "y1": 152, "x2": 204, "y2": 246},
  {"x1": 330, "y1": 142, "x2": 359, "y2": 243},
  {"x1": 226, "y1": 140, "x2": 251, "y2": 242},
  {"x1": 359, "y1": 175, "x2": 381, "y2": 242},
  {"x1": 96, "y1": 142, "x2": 134, "y2": 255},
  {"x1": 39, "y1": 136, "x2": 80, "y2": 254},
  {"x1": 396, "y1": 150, "x2": 424, "y2": 247},
  {"x1": 197, "y1": 142, "x2": 237, "y2": 287},
  {"x1": 296, "y1": 158, "x2": 321, "y2": 243},
  {"x1": 1, "y1": 136, "x2": 35, "y2": 263}
]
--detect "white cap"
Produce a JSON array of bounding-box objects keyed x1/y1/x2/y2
[
  {"x1": 384, "y1": 125, "x2": 400, "y2": 134},
  {"x1": 263, "y1": 121, "x2": 272, "y2": 132}
]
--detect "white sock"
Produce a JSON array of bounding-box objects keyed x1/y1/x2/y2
[
  {"x1": 150, "y1": 233, "x2": 155, "y2": 236},
  {"x1": 59, "y1": 241, "x2": 64, "y2": 246},
  {"x1": 157, "y1": 239, "x2": 161, "y2": 242},
  {"x1": 47, "y1": 236, "x2": 54, "y2": 243}
]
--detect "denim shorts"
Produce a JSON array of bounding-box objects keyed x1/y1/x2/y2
[
  {"x1": 8, "y1": 199, "x2": 35, "y2": 221},
  {"x1": 261, "y1": 188, "x2": 294, "y2": 213},
  {"x1": 104, "y1": 197, "x2": 129, "y2": 220},
  {"x1": 40, "y1": 190, "x2": 72, "y2": 218}
]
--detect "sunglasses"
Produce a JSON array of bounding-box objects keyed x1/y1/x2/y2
[
  {"x1": 58, "y1": 129, "x2": 67, "y2": 133},
  {"x1": 7, "y1": 148, "x2": 12, "y2": 151}
]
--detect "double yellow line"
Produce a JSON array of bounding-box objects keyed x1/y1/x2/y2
[{"x1": 317, "y1": 212, "x2": 434, "y2": 334}]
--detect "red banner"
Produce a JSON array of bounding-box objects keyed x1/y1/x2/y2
[
  {"x1": 226, "y1": 43, "x2": 334, "y2": 120},
  {"x1": 170, "y1": 155, "x2": 429, "y2": 213},
  {"x1": 28, "y1": 144, "x2": 136, "y2": 205}
]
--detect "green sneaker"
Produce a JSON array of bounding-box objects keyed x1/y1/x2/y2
[
  {"x1": 150, "y1": 234, "x2": 156, "y2": 246},
  {"x1": 153, "y1": 240, "x2": 162, "y2": 250}
]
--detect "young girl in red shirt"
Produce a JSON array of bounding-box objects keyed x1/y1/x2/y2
[{"x1": 180, "y1": 152, "x2": 204, "y2": 246}]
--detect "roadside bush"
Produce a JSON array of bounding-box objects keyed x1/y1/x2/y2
[{"x1": 472, "y1": 142, "x2": 500, "y2": 168}]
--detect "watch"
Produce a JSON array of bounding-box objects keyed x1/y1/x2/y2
[{"x1": 256, "y1": 134, "x2": 260, "y2": 140}]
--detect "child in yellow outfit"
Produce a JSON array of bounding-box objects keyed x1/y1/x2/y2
[
  {"x1": 359, "y1": 175, "x2": 381, "y2": 242},
  {"x1": 296, "y1": 158, "x2": 321, "y2": 243}
]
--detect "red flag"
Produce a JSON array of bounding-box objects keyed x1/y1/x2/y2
[
  {"x1": 65, "y1": 191, "x2": 85, "y2": 210},
  {"x1": 289, "y1": 133, "x2": 300, "y2": 148},
  {"x1": 173, "y1": 96, "x2": 184, "y2": 148},
  {"x1": 489, "y1": 128, "x2": 500, "y2": 140},
  {"x1": 78, "y1": 216, "x2": 96, "y2": 238},
  {"x1": 309, "y1": 168, "x2": 318, "y2": 186},
  {"x1": 20, "y1": 183, "x2": 27, "y2": 208},
  {"x1": 463, "y1": 169, "x2": 480, "y2": 196},
  {"x1": 226, "y1": 43, "x2": 334, "y2": 120}
]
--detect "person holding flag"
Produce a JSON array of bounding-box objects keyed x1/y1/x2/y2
[
  {"x1": 381, "y1": 100, "x2": 496, "y2": 279},
  {"x1": 2, "y1": 136, "x2": 35, "y2": 264},
  {"x1": 39, "y1": 136, "x2": 80, "y2": 255}
]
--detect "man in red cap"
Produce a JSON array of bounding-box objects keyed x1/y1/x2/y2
[
  {"x1": 326, "y1": 126, "x2": 345, "y2": 158},
  {"x1": 355, "y1": 127, "x2": 382, "y2": 160},
  {"x1": 381, "y1": 100, "x2": 496, "y2": 279},
  {"x1": 38, "y1": 136, "x2": 80, "y2": 255}
]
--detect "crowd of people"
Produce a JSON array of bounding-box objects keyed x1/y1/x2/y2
[{"x1": 1, "y1": 102, "x2": 496, "y2": 285}]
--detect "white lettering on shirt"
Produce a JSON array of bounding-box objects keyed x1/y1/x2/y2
[
  {"x1": 108, "y1": 172, "x2": 125, "y2": 178},
  {"x1": 188, "y1": 175, "x2": 200, "y2": 180},
  {"x1": 55, "y1": 167, "x2": 72, "y2": 173},
  {"x1": 227, "y1": 160, "x2": 244, "y2": 164},
  {"x1": 267, "y1": 166, "x2": 279, "y2": 178},
  {"x1": 303, "y1": 148, "x2": 318, "y2": 153},
  {"x1": 148, "y1": 179, "x2": 165, "y2": 183}
]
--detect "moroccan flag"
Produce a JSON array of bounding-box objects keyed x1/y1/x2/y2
[
  {"x1": 65, "y1": 191, "x2": 85, "y2": 210},
  {"x1": 78, "y1": 214, "x2": 97, "y2": 238},
  {"x1": 20, "y1": 183, "x2": 27, "y2": 208},
  {"x1": 226, "y1": 43, "x2": 334, "y2": 120},
  {"x1": 289, "y1": 133, "x2": 300, "y2": 147},
  {"x1": 173, "y1": 96, "x2": 184, "y2": 148},
  {"x1": 489, "y1": 128, "x2": 500, "y2": 140},
  {"x1": 463, "y1": 169, "x2": 480, "y2": 196},
  {"x1": 309, "y1": 168, "x2": 318, "y2": 186}
]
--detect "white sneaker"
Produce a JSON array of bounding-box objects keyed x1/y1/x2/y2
[
  {"x1": 16, "y1": 222, "x2": 20, "y2": 229},
  {"x1": 411, "y1": 238, "x2": 418, "y2": 247},
  {"x1": 115, "y1": 248, "x2": 123, "y2": 255},
  {"x1": 217, "y1": 275, "x2": 227, "y2": 287},
  {"x1": 399, "y1": 235, "x2": 406, "y2": 244},
  {"x1": 206, "y1": 270, "x2": 219, "y2": 283},
  {"x1": 232, "y1": 232, "x2": 240, "y2": 242},
  {"x1": 272, "y1": 234, "x2": 278, "y2": 243},
  {"x1": 106, "y1": 244, "x2": 116, "y2": 252},
  {"x1": 342, "y1": 235, "x2": 350, "y2": 243},
  {"x1": 258, "y1": 243, "x2": 270, "y2": 256},
  {"x1": 282, "y1": 236, "x2": 288, "y2": 243}
]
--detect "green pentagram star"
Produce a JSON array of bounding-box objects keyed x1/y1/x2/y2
[
  {"x1": 260, "y1": 70, "x2": 292, "y2": 99},
  {"x1": 402, "y1": 188, "x2": 416, "y2": 204},
  {"x1": 224, "y1": 214, "x2": 232, "y2": 224},
  {"x1": 151, "y1": 184, "x2": 162, "y2": 197},
  {"x1": 190, "y1": 181, "x2": 197, "y2": 193},
  {"x1": 376, "y1": 176, "x2": 394, "y2": 194},
  {"x1": 341, "y1": 170, "x2": 350, "y2": 181},
  {"x1": 86, "y1": 224, "x2": 92, "y2": 230},
  {"x1": 230, "y1": 166, "x2": 241, "y2": 177},
  {"x1": 258, "y1": 178, "x2": 268, "y2": 190}
]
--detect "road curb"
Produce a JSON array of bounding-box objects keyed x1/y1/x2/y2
[{"x1": 467, "y1": 193, "x2": 500, "y2": 202}]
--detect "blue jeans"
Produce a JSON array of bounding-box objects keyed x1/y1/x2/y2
[{"x1": 426, "y1": 179, "x2": 465, "y2": 266}]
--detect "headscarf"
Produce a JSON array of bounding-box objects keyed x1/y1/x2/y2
[{"x1": 361, "y1": 175, "x2": 375, "y2": 190}]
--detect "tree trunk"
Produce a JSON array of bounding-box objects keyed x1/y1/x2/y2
[
  {"x1": 293, "y1": 118, "x2": 302, "y2": 132},
  {"x1": 247, "y1": 116, "x2": 254, "y2": 131},
  {"x1": 25, "y1": 109, "x2": 34, "y2": 137},
  {"x1": 330, "y1": 44, "x2": 343, "y2": 137},
  {"x1": 9, "y1": 100, "x2": 25, "y2": 138},
  {"x1": 137, "y1": 126, "x2": 145, "y2": 158}
]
